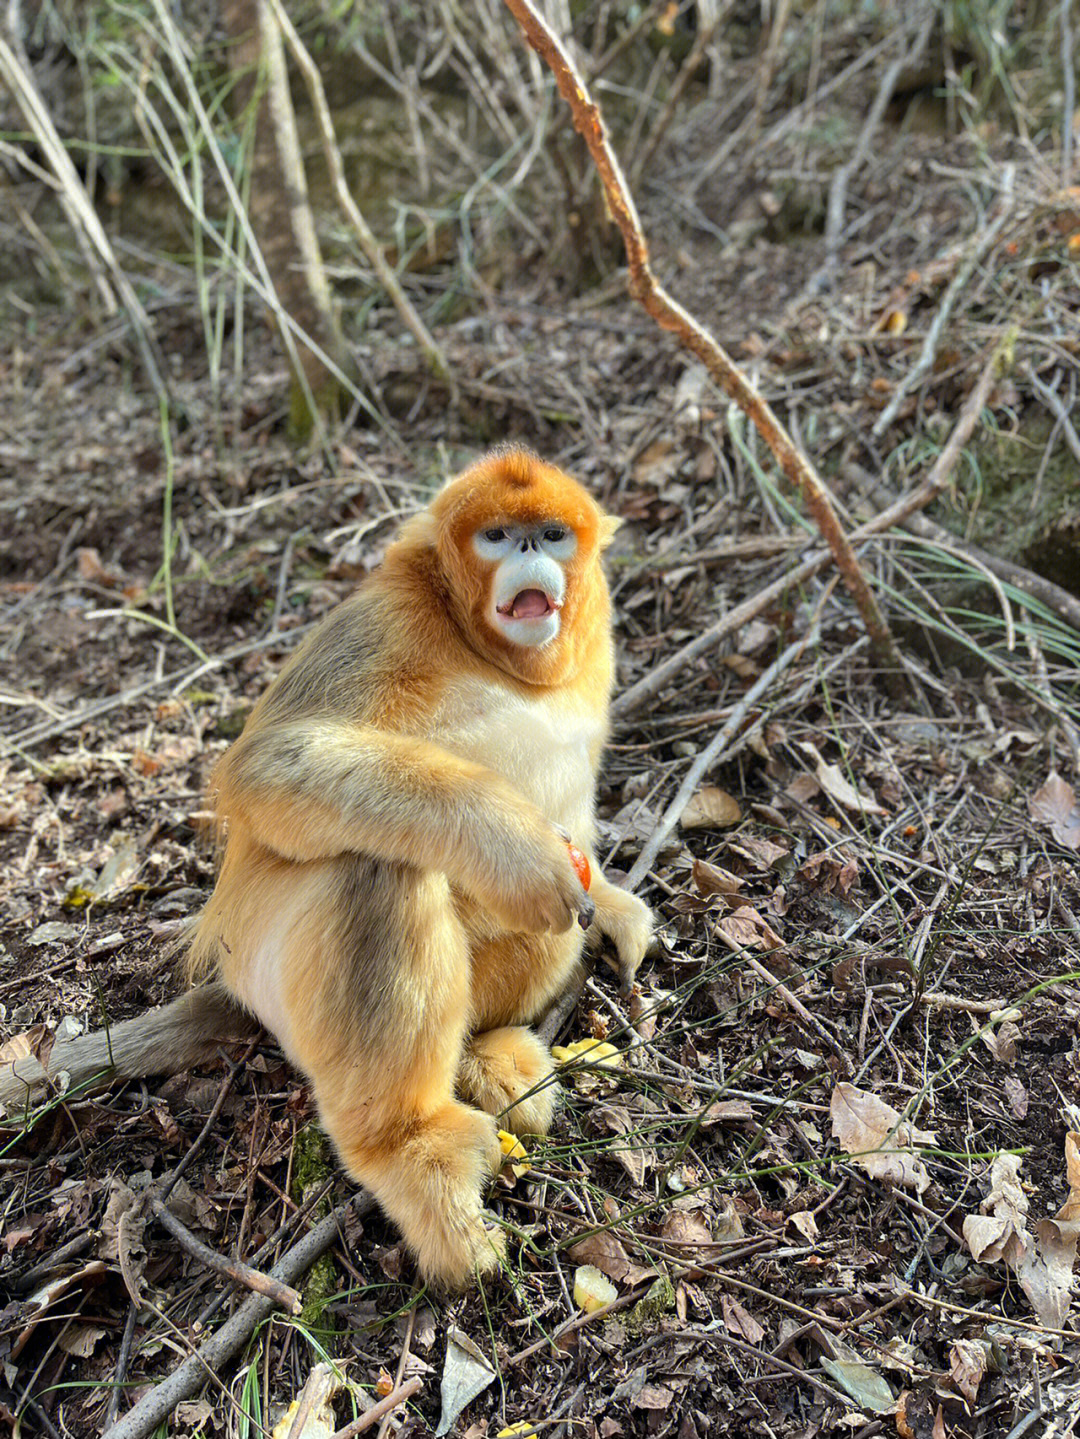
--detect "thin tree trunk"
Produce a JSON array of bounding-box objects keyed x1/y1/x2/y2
[{"x1": 222, "y1": 0, "x2": 350, "y2": 439}]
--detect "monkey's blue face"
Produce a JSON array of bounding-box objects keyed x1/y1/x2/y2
[{"x1": 473, "y1": 522, "x2": 579, "y2": 648}]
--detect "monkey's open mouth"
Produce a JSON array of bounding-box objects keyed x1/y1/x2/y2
[{"x1": 497, "y1": 589, "x2": 559, "y2": 620}]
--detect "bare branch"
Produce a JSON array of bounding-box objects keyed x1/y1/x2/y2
[{"x1": 502, "y1": 0, "x2": 904, "y2": 680}]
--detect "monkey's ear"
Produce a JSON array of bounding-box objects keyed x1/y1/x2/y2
[
  {"x1": 397, "y1": 509, "x2": 439, "y2": 550},
  {"x1": 598, "y1": 514, "x2": 622, "y2": 550}
]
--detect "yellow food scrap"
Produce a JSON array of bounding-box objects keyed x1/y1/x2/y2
[
  {"x1": 498, "y1": 1130, "x2": 531, "y2": 1177},
  {"x1": 550, "y1": 1039, "x2": 623, "y2": 1069},
  {"x1": 497, "y1": 1424, "x2": 540, "y2": 1437},
  {"x1": 573, "y1": 1264, "x2": 618, "y2": 1313}
]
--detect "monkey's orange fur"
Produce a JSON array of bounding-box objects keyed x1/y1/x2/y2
[{"x1": 187, "y1": 448, "x2": 654, "y2": 1288}]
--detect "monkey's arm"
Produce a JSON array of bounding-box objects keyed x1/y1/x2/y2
[
  {"x1": 0, "y1": 981, "x2": 259, "y2": 1112},
  {"x1": 218, "y1": 719, "x2": 591, "y2": 934}
]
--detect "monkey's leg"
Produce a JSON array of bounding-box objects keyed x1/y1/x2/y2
[
  {"x1": 457, "y1": 1027, "x2": 557, "y2": 1137},
  {"x1": 277, "y1": 860, "x2": 505, "y2": 1290}
]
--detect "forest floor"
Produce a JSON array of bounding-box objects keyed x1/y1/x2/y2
[{"x1": 2, "y1": 33, "x2": 1080, "y2": 1439}]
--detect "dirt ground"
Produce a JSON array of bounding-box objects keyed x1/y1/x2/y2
[{"x1": 2, "y1": 14, "x2": 1080, "y2": 1439}]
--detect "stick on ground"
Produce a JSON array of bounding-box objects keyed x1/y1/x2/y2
[{"x1": 101, "y1": 1195, "x2": 375, "y2": 1439}]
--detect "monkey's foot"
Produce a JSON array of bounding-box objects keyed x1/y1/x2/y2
[
  {"x1": 589, "y1": 885, "x2": 656, "y2": 992},
  {"x1": 338, "y1": 1100, "x2": 505, "y2": 1289},
  {"x1": 458, "y1": 1026, "x2": 557, "y2": 1137}
]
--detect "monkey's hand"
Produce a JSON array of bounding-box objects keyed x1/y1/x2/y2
[
  {"x1": 470, "y1": 812, "x2": 595, "y2": 935},
  {"x1": 588, "y1": 878, "x2": 656, "y2": 994},
  {"x1": 219, "y1": 720, "x2": 593, "y2": 935}
]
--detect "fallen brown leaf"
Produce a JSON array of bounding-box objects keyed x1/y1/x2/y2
[
  {"x1": 1029, "y1": 772, "x2": 1080, "y2": 851},
  {"x1": 681, "y1": 785, "x2": 741, "y2": 829},
  {"x1": 830, "y1": 1083, "x2": 936, "y2": 1195},
  {"x1": 947, "y1": 1338, "x2": 987, "y2": 1407}
]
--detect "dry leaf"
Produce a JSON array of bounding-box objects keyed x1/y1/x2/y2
[
  {"x1": 798, "y1": 741, "x2": 886, "y2": 815},
  {"x1": 76, "y1": 547, "x2": 120, "y2": 588},
  {"x1": 714, "y1": 1195, "x2": 744, "y2": 1241},
  {"x1": 948, "y1": 1339, "x2": 987, "y2": 1407},
  {"x1": 633, "y1": 438, "x2": 680, "y2": 487},
  {"x1": 436, "y1": 1329, "x2": 496, "y2": 1438},
  {"x1": 0, "y1": 1025, "x2": 48, "y2": 1072},
  {"x1": 680, "y1": 786, "x2": 741, "y2": 829},
  {"x1": 788, "y1": 1210, "x2": 819, "y2": 1242},
  {"x1": 660, "y1": 1210, "x2": 715, "y2": 1278},
  {"x1": 976, "y1": 1012, "x2": 1021, "y2": 1065},
  {"x1": 1029, "y1": 773, "x2": 1080, "y2": 851},
  {"x1": 726, "y1": 835, "x2": 789, "y2": 869},
  {"x1": 1004, "y1": 1074, "x2": 1029, "y2": 1119},
  {"x1": 590, "y1": 1102, "x2": 654, "y2": 1185},
  {"x1": 697, "y1": 1098, "x2": 753, "y2": 1126},
  {"x1": 569, "y1": 1231, "x2": 654, "y2": 1285},
  {"x1": 691, "y1": 858, "x2": 744, "y2": 901},
  {"x1": 830, "y1": 1083, "x2": 936, "y2": 1195},
  {"x1": 800, "y1": 850, "x2": 860, "y2": 894},
  {"x1": 57, "y1": 1323, "x2": 107, "y2": 1359},
  {"x1": 721, "y1": 1293, "x2": 765, "y2": 1344},
  {"x1": 962, "y1": 1139, "x2": 1080, "y2": 1328},
  {"x1": 716, "y1": 906, "x2": 784, "y2": 953},
  {"x1": 963, "y1": 1153, "x2": 1029, "y2": 1267}
]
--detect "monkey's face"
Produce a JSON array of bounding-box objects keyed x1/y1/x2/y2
[
  {"x1": 472, "y1": 521, "x2": 577, "y2": 650},
  {"x1": 427, "y1": 448, "x2": 617, "y2": 686}
]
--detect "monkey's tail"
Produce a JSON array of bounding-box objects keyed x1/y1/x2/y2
[{"x1": 0, "y1": 981, "x2": 261, "y2": 1114}]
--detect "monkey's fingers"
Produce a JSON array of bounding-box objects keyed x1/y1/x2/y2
[{"x1": 577, "y1": 892, "x2": 595, "y2": 931}]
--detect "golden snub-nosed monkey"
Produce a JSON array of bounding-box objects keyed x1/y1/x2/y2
[{"x1": 0, "y1": 447, "x2": 655, "y2": 1289}]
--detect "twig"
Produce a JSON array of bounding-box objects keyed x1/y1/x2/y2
[
  {"x1": 1027, "y1": 366, "x2": 1080, "y2": 467},
  {"x1": 268, "y1": 0, "x2": 454, "y2": 393},
  {"x1": 859, "y1": 332, "x2": 1011, "y2": 531},
  {"x1": 149, "y1": 1195, "x2": 303, "y2": 1314},
  {"x1": 612, "y1": 552, "x2": 828, "y2": 720},
  {"x1": 502, "y1": 0, "x2": 903, "y2": 680},
  {"x1": 104, "y1": 1303, "x2": 140, "y2": 1430},
  {"x1": 377, "y1": 1304, "x2": 415, "y2": 1439},
  {"x1": 101, "y1": 1195, "x2": 375, "y2": 1439},
  {"x1": 330, "y1": 1378, "x2": 423, "y2": 1439},
  {"x1": 872, "y1": 166, "x2": 1016, "y2": 437},
  {"x1": 624, "y1": 631, "x2": 816, "y2": 889},
  {"x1": 538, "y1": 980, "x2": 587, "y2": 1047},
  {"x1": 823, "y1": 4, "x2": 936, "y2": 260},
  {"x1": 288, "y1": 1363, "x2": 339, "y2": 1439}
]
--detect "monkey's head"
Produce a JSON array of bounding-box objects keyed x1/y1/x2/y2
[{"x1": 420, "y1": 448, "x2": 619, "y2": 686}]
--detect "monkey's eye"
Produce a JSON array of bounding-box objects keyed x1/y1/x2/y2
[
  {"x1": 544, "y1": 527, "x2": 567, "y2": 543},
  {"x1": 483, "y1": 527, "x2": 507, "y2": 543}
]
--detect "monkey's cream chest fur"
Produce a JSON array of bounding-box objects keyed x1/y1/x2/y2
[{"x1": 429, "y1": 677, "x2": 602, "y2": 841}]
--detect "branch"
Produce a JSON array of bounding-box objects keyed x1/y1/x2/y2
[
  {"x1": 501, "y1": 0, "x2": 903, "y2": 683},
  {"x1": 330, "y1": 1378, "x2": 424, "y2": 1439},
  {"x1": 101, "y1": 1195, "x2": 375, "y2": 1439},
  {"x1": 149, "y1": 1195, "x2": 303, "y2": 1314}
]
